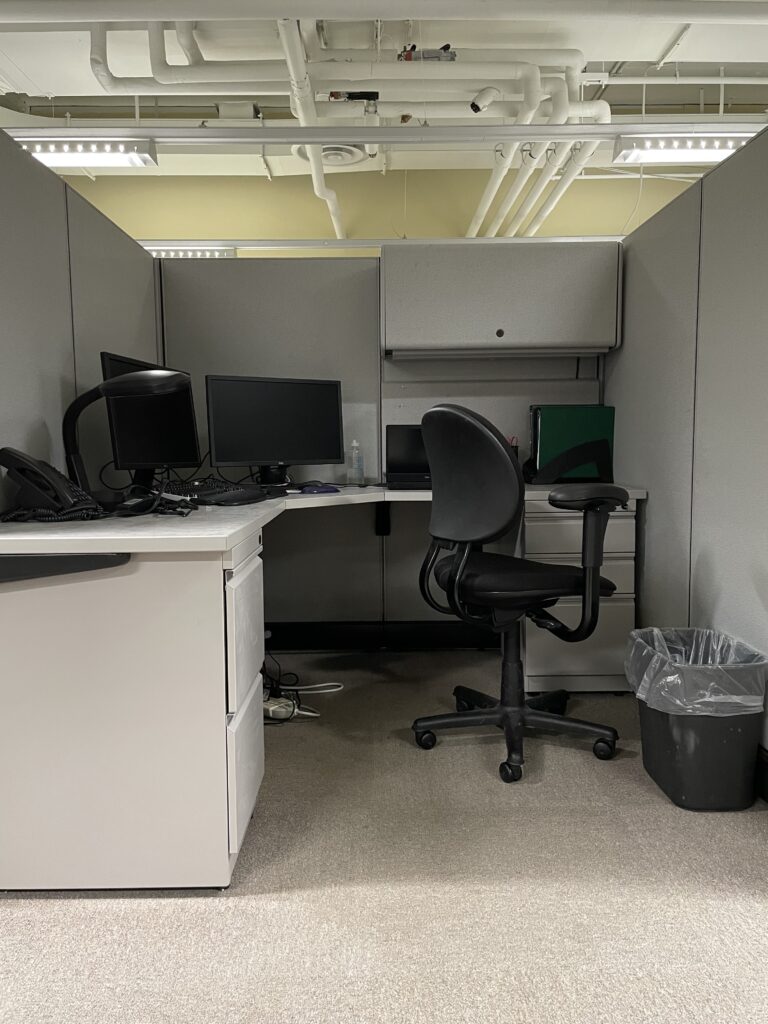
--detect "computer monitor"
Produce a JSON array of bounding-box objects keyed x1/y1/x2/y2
[
  {"x1": 206, "y1": 375, "x2": 343, "y2": 484},
  {"x1": 100, "y1": 352, "x2": 201, "y2": 483}
]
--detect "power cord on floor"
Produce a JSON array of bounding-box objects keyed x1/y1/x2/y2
[{"x1": 262, "y1": 649, "x2": 343, "y2": 721}]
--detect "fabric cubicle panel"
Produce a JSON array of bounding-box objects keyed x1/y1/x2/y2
[
  {"x1": 65, "y1": 188, "x2": 160, "y2": 488},
  {"x1": 162, "y1": 257, "x2": 383, "y2": 622},
  {"x1": 604, "y1": 183, "x2": 702, "y2": 628},
  {"x1": 688, "y1": 129, "x2": 768, "y2": 748},
  {"x1": 0, "y1": 129, "x2": 75, "y2": 508}
]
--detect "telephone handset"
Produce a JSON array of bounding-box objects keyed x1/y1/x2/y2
[{"x1": 0, "y1": 447, "x2": 105, "y2": 522}]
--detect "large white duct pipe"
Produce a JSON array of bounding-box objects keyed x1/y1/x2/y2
[
  {"x1": 147, "y1": 23, "x2": 288, "y2": 83},
  {"x1": 174, "y1": 21, "x2": 202, "y2": 65},
  {"x1": 463, "y1": 65, "x2": 543, "y2": 238},
  {"x1": 277, "y1": 18, "x2": 344, "y2": 240},
  {"x1": 483, "y1": 77, "x2": 569, "y2": 237},
  {"x1": 521, "y1": 100, "x2": 611, "y2": 237},
  {"x1": 90, "y1": 25, "x2": 291, "y2": 94},
  {"x1": 6, "y1": 2, "x2": 768, "y2": 22}
]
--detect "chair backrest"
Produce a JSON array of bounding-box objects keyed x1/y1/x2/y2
[{"x1": 422, "y1": 404, "x2": 524, "y2": 545}]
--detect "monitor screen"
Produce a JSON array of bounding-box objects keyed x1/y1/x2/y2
[
  {"x1": 386, "y1": 424, "x2": 429, "y2": 475},
  {"x1": 100, "y1": 351, "x2": 201, "y2": 470},
  {"x1": 206, "y1": 375, "x2": 344, "y2": 467}
]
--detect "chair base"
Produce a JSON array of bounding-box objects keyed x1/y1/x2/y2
[{"x1": 411, "y1": 627, "x2": 619, "y2": 783}]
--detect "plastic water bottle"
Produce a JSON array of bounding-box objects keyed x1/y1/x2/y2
[{"x1": 348, "y1": 440, "x2": 365, "y2": 486}]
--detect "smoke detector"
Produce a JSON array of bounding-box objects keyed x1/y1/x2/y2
[{"x1": 292, "y1": 143, "x2": 367, "y2": 166}]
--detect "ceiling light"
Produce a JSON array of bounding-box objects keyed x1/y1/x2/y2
[
  {"x1": 613, "y1": 132, "x2": 756, "y2": 166},
  {"x1": 23, "y1": 139, "x2": 158, "y2": 168},
  {"x1": 145, "y1": 246, "x2": 235, "y2": 259}
]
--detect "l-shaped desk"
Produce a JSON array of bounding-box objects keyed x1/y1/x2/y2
[{"x1": 0, "y1": 484, "x2": 645, "y2": 890}]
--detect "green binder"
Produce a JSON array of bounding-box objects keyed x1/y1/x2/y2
[{"x1": 527, "y1": 405, "x2": 615, "y2": 483}]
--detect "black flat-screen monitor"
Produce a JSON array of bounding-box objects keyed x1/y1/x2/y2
[
  {"x1": 206, "y1": 375, "x2": 344, "y2": 469},
  {"x1": 100, "y1": 351, "x2": 201, "y2": 470}
]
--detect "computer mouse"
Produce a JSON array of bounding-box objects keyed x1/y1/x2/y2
[{"x1": 300, "y1": 484, "x2": 340, "y2": 494}]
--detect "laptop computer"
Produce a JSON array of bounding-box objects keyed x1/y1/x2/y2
[{"x1": 385, "y1": 424, "x2": 432, "y2": 490}]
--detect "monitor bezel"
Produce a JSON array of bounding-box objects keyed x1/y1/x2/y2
[{"x1": 205, "y1": 374, "x2": 345, "y2": 468}]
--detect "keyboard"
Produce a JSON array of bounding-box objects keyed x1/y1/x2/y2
[{"x1": 163, "y1": 476, "x2": 270, "y2": 506}]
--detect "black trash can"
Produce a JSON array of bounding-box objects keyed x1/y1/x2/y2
[{"x1": 626, "y1": 628, "x2": 768, "y2": 811}]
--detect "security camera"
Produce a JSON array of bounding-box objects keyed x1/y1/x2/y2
[{"x1": 470, "y1": 87, "x2": 501, "y2": 113}]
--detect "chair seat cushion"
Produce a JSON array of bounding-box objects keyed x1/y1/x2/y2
[{"x1": 435, "y1": 552, "x2": 616, "y2": 609}]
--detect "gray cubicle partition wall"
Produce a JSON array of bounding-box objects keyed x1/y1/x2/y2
[
  {"x1": 604, "y1": 183, "x2": 702, "y2": 627},
  {"x1": 162, "y1": 257, "x2": 383, "y2": 623},
  {"x1": 689, "y1": 129, "x2": 768, "y2": 748},
  {"x1": 0, "y1": 130, "x2": 76, "y2": 507},
  {"x1": 380, "y1": 240, "x2": 617, "y2": 622},
  {"x1": 65, "y1": 188, "x2": 161, "y2": 487}
]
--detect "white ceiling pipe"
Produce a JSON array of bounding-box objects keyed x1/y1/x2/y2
[
  {"x1": 523, "y1": 142, "x2": 600, "y2": 236},
  {"x1": 463, "y1": 65, "x2": 542, "y2": 238},
  {"x1": 147, "y1": 22, "x2": 289, "y2": 83},
  {"x1": 521, "y1": 101, "x2": 611, "y2": 237},
  {"x1": 585, "y1": 74, "x2": 768, "y2": 86},
  {"x1": 364, "y1": 102, "x2": 378, "y2": 158},
  {"x1": 8, "y1": 2, "x2": 768, "y2": 22},
  {"x1": 277, "y1": 18, "x2": 345, "y2": 240},
  {"x1": 90, "y1": 25, "x2": 292, "y2": 94},
  {"x1": 503, "y1": 100, "x2": 610, "y2": 237},
  {"x1": 312, "y1": 101, "x2": 525, "y2": 118},
  {"x1": 502, "y1": 140, "x2": 575, "y2": 237},
  {"x1": 483, "y1": 76, "x2": 569, "y2": 237},
  {"x1": 175, "y1": 21, "x2": 203, "y2": 65}
]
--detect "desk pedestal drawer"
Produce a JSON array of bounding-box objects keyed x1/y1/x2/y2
[
  {"x1": 226, "y1": 676, "x2": 264, "y2": 855},
  {"x1": 525, "y1": 515, "x2": 635, "y2": 556},
  {"x1": 225, "y1": 552, "x2": 264, "y2": 713},
  {"x1": 525, "y1": 598, "x2": 635, "y2": 679}
]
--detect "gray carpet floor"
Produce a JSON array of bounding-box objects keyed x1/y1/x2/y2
[{"x1": 2, "y1": 650, "x2": 767, "y2": 1023}]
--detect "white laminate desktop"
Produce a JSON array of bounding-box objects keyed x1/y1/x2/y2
[{"x1": 0, "y1": 484, "x2": 645, "y2": 890}]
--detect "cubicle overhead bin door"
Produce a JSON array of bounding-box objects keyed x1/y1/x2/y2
[{"x1": 382, "y1": 241, "x2": 621, "y2": 357}]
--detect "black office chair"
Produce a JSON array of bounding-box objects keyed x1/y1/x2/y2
[{"x1": 412, "y1": 404, "x2": 629, "y2": 783}]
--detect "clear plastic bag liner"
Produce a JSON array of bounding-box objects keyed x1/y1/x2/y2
[{"x1": 625, "y1": 628, "x2": 768, "y2": 716}]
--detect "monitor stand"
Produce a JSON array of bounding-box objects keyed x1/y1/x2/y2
[
  {"x1": 259, "y1": 464, "x2": 290, "y2": 488},
  {"x1": 91, "y1": 467, "x2": 157, "y2": 512}
]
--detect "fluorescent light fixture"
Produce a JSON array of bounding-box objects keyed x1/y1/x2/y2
[
  {"x1": 613, "y1": 132, "x2": 755, "y2": 165},
  {"x1": 21, "y1": 139, "x2": 157, "y2": 168},
  {"x1": 145, "y1": 246, "x2": 236, "y2": 259}
]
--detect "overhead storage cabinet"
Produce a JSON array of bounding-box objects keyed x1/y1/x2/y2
[{"x1": 382, "y1": 241, "x2": 621, "y2": 356}]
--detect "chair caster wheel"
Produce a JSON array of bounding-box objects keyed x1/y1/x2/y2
[
  {"x1": 593, "y1": 738, "x2": 616, "y2": 760},
  {"x1": 499, "y1": 762, "x2": 523, "y2": 783},
  {"x1": 415, "y1": 730, "x2": 437, "y2": 750},
  {"x1": 456, "y1": 698, "x2": 472, "y2": 712}
]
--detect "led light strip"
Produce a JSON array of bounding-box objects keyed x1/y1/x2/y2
[
  {"x1": 20, "y1": 139, "x2": 157, "y2": 168},
  {"x1": 613, "y1": 132, "x2": 755, "y2": 165},
  {"x1": 146, "y1": 247, "x2": 236, "y2": 259}
]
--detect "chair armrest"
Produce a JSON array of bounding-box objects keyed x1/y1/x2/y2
[{"x1": 548, "y1": 483, "x2": 629, "y2": 513}]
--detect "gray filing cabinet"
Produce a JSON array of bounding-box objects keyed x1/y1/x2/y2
[{"x1": 523, "y1": 498, "x2": 637, "y2": 692}]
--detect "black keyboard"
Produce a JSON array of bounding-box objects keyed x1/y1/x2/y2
[{"x1": 163, "y1": 476, "x2": 270, "y2": 506}]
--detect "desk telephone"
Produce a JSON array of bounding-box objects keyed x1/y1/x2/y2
[{"x1": 0, "y1": 448, "x2": 105, "y2": 521}]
